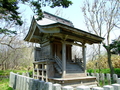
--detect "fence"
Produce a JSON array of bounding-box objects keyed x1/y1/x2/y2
[
  {"x1": 87, "y1": 73, "x2": 119, "y2": 86},
  {"x1": 9, "y1": 72, "x2": 120, "y2": 90}
]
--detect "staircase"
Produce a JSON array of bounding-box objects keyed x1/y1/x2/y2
[
  {"x1": 54, "y1": 57, "x2": 85, "y2": 77},
  {"x1": 51, "y1": 58, "x2": 98, "y2": 87},
  {"x1": 66, "y1": 62, "x2": 84, "y2": 73},
  {"x1": 65, "y1": 62, "x2": 86, "y2": 78}
]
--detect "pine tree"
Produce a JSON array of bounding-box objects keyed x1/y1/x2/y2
[{"x1": 0, "y1": 0, "x2": 72, "y2": 34}]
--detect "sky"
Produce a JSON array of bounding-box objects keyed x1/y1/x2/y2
[
  {"x1": 18, "y1": 0, "x2": 86, "y2": 30},
  {"x1": 18, "y1": 0, "x2": 119, "y2": 42},
  {"x1": 17, "y1": 0, "x2": 120, "y2": 60}
]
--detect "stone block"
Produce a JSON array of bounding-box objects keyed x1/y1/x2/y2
[
  {"x1": 53, "y1": 83, "x2": 61, "y2": 90},
  {"x1": 106, "y1": 74, "x2": 111, "y2": 85},
  {"x1": 103, "y1": 85, "x2": 114, "y2": 90},
  {"x1": 112, "y1": 84, "x2": 120, "y2": 90},
  {"x1": 38, "y1": 81, "x2": 45, "y2": 90},
  {"x1": 44, "y1": 82, "x2": 53, "y2": 90},
  {"x1": 96, "y1": 73, "x2": 100, "y2": 82},
  {"x1": 117, "y1": 78, "x2": 120, "y2": 84},
  {"x1": 76, "y1": 85, "x2": 90, "y2": 90},
  {"x1": 92, "y1": 87, "x2": 104, "y2": 90},
  {"x1": 32, "y1": 79, "x2": 39, "y2": 90},
  {"x1": 62, "y1": 86, "x2": 73, "y2": 90},
  {"x1": 28, "y1": 78, "x2": 34, "y2": 90}
]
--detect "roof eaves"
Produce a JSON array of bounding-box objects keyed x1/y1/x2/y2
[{"x1": 40, "y1": 22, "x2": 104, "y2": 41}]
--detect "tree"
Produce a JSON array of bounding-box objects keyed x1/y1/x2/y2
[
  {"x1": 0, "y1": 0, "x2": 72, "y2": 34},
  {"x1": 0, "y1": 20, "x2": 34, "y2": 70},
  {"x1": 82, "y1": 0, "x2": 120, "y2": 78},
  {"x1": 111, "y1": 37, "x2": 120, "y2": 55}
]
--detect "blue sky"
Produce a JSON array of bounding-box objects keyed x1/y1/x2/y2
[
  {"x1": 18, "y1": 0, "x2": 86, "y2": 30},
  {"x1": 41, "y1": 0, "x2": 86, "y2": 30}
]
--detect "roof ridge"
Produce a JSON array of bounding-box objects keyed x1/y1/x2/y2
[{"x1": 43, "y1": 11, "x2": 74, "y2": 27}]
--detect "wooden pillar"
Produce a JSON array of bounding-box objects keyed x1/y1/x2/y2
[
  {"x1": 82, "y1": 43, "x2": 86, "y2": 73},
  {"x1": 62, "y1": 41, "x2": 66, "y2": 78},
  {"x1": 46, "y1": 62, "x2": 48, "y2": 82},
  {"x1": 50, "y1": 43, "x2": 53, "y2": 58},
  {"x1": 42, "y1": 64, "x2": 44, "y2": 81},
  {"x1": 33, "y1": 63, "x2": 35, "y2": 78}
]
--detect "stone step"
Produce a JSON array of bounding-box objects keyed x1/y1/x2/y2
[
  {"x1": 63, "y1": 81, "x2": 98, "y2": 88},
  {"x1": 49, "y1": 76, "x2": 98, "y2": 88}
]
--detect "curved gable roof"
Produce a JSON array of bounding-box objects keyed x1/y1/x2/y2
[{"x1": 24, "y1": 16, "x2": 104, "y2": 44}]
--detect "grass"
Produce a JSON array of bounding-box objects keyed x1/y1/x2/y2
[
  {"x1": 0, "y1": 70, "x2": 29, "y2": 76},
  {"x1": 0, "y1": 69, "x2": 32, "y2": 90},
  {"x1": 0, "y1": 78, "x2": 13, "y2": 90}
]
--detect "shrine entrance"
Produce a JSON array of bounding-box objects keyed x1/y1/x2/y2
[{"x1": 53, "y1": 43, "x2": 72, "y2": 62}]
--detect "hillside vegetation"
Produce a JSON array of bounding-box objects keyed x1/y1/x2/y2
[{"x1": 87, "y1": 55, "x2": 120, "y2": 69}]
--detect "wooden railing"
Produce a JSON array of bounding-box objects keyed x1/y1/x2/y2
[
  {"x1": 75, "y1": 58, "x2": 84, "y2": 71},
  {"x1": 54, "y1": 56, "x2": 62, "y2": 71}
]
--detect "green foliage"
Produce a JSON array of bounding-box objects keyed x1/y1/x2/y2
[
  {"x1": 0, "y1": 0, "x2": 22, "y2": 35},
  {"x1": 0, "y1": 78, "x2": 13, "y2": 90},
  {"x1": 0, "y1": 0, "x2": 72, "y2": 34},
  {"x1": 0, "y1": 0, "x2": 23, "y2": 25},
  {"x1": 0, "y1": 70, "x2": 32, "y2": 76},
  {"x1": 30, "y1": 0, "x2": 72, "y2": 20},
  {"x1": 114, "y1": 68, "x2": 120, "y2": 75},
  {"x1": 0, "y1": 28, "x2": 17, "y2": 35},
  {"x1": 111, "y1": 39, "x2": 120, "y2": 55},
  {"x1": 0, "y1": 69, "x2": 32, "y2": 90},
  {"x1": 87, "y1": 68, "x2": 120, "y2": 75},
  {"x1": 28, "y1": 70, "x2": 33, "y2": 77},
  {"x1": 87, "y1": 69, "x2": 94, "y2": 73}
]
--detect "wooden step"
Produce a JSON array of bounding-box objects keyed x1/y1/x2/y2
[
  {"x1": 65, "y1": 73, "x2": 86, "y2": 78},
  {"x1": 66, "y1": 62, "x2": 84, "y2": 73}
]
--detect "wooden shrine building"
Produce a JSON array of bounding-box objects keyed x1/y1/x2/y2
[{"x1": 24, "y1": 11, "x2": 104, "y2": 87}]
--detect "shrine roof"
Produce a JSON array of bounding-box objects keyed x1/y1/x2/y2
[{"x1": 24, "y1": 12, "x2": 104, "y2": 44}]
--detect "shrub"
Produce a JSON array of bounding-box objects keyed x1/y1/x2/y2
[
  {"x1": 87, "y1": 55, "x2": 120, "y2": 69},
  {"x1": 114, "y1": 68, "x2": 120, "y2": 75},
  {"x1": 87, "y1": 68, "x2": 120, "y2": 75}
]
